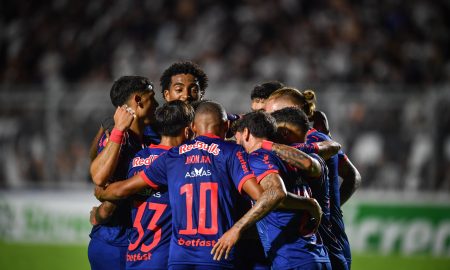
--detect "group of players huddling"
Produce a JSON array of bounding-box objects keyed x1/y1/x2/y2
[{"x1": 87, "y1": 61, "x2": 361, "y2": 270}]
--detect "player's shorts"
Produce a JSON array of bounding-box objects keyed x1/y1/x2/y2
[
  {"x1": 234, "y1": 238, "x2": 270, "y2": 270},
  {"x1": 168, "y1": 265, "x2": 230, "y2": 270},
  {"x1": 291, "y1": 261, "x2": 332, "y2": 270},
  {"x1": 88, "y1": 238, "x2": 127, "y2": 270}
]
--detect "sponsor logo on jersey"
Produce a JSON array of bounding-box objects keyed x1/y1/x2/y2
[
  {"x1": 132, "y1": 155, "x2": 159, "y2": 167},
  {"x1": 185, "y1": 155, "x2": 212, "y2": 164},
  {"x1": 127, "y1": 252, "x2": 152, "y2": 262},
  {"x1": 177, "y1": 237, "x2": 217, "y2": 247},
  {"x1": 236, "y1": 151, "x2": 250, "y2": 174},
  {"x1": 185, "y1": 167, "x2": 212, "y2": 178},
  {"x1": 179, "y1": 141, "x2": 220, "y2": 155}
]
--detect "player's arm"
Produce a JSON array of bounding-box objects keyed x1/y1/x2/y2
[
  {"x1": 211, "y1": 177, "x2": 284, "y2": 260},
  {"x1": 90, "y1": 106, "x2": 135, "y2": 187},
  {"x1": 260, "y1": 172, "x2": 322, "y2": 229},
  {"x1": 314, "y1": 141, "x2": 341, "y2": 160},
  {"x1": 95, "y1": 173, "x2": 149, "y2": 201},
  {"x1": 261, "y1": 140, "x2": 322, "y2": 177},
  {"x1": 339, "y1": 155, "x2": 361, "y2": 205},
  {"x1": 89, "y1": 125, "x2": 106, "y2": 162}
]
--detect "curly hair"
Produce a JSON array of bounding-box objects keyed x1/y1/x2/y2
[{"x1": 159, "y1": 61, "x2": 208, "y2": 98}]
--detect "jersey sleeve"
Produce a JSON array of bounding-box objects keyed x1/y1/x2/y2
[
  {"x1": 306, "y1": 131, "x2": 330, "y2": 144},
  {"x1": 228, "y1": 146, "x2": 255, "y2": 194},
  {"x1": 139, "y1": 153, "x2": 167, "y2": 190},
  {"x1": 97, "y1": 133, "x2": 109, "y2": 154},
  {"x1": 248, "y1": 151, "x2": 280, "y2": 184}
]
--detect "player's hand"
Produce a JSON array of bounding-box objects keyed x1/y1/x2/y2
[
  {"x1": 308, "y1": 198, "x2": 322, "y2": 233},
  {"x1": 90, "y1": 206, "x2": 99, "y2": 226},
  {"x1": 211, "y1": 226, "x2": 241, "y2": 261},
  {"x1": 113, "y1": 105, "x2": 136, "y2": 132},
  {"x1": 94, "y1": 186, "x2": 105, "y2": 201}
]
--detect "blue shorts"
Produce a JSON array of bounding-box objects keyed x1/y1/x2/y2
[
  {"x1": 88, "y1": 238, "x2": 127, "y2": 270},
  {"x1": 168, "y1": 265, "x2": 229, "y2": 270},
  {"x1": 292, "y1": 262, "x2": 332, "y2": 270}
]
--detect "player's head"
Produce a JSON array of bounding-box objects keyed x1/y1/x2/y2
[
  {"x1": 110, "y1": 76, "x2": 159, "y2": 124},
  {"x1": 250, "y1": 81, "x2": 285, "y2": 111},
  {"x1": 160, "y1": 61, "x2": 208, "y2": 104},
  {"x1": 271, "y1": 107, "x2": 311, "y2": 144},
  {"x1": 154, "y1": 100, "x2": 195, "y2": 140},
  {"x1": 264, "y1": 87, "x2": 315, "y2": 116},
  {"x1": 192, "y1": 101, "x2": 228, "y2": 139},
  {"x1": 234, "y1": 111, "x2": 277, "y2": 152}
]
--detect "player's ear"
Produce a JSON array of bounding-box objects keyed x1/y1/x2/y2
[
  {"x1": 243, "y1": 128, "x2": 250, "y2": 142},
  {"x1": 163, "y1": 89, "x2": 170, "y2": 101},
  {"x1": 184, "y1": 126, "x2": 193, "y2": 140},
  {"x1": 133, "y1": 95, "x2": 142, "y2": 108},
  {"x1": 191, "y1": 122, "x2": 197, "y2": 136}
]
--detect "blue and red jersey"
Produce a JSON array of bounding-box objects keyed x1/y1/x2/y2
[
  {"x1": 306, "y1": 129, "x2": 352, "y2": 266},
  {"x1": 90, "y1": 131, "x2": 151, "y2": 246},
  {"x1": 248, "y1": 148, "x2": 330, "y2": 269},
  {"x1": 139, "y1": 134, "x2": 255, "y2": 269},
  {"x1": 291, "y1": 144, "x2": 348, "y2": 269},
  {"x1": 126, "y1": 144, "x2": 172, "y2": 270}
]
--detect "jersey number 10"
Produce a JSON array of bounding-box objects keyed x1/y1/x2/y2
[{"x1": 179, "y1": 182, "x2": 218, "y2": 235}]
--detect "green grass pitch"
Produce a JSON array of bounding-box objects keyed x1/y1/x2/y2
[{"x1": 0, "y1": 241, "x2": 449, "y2": 270}]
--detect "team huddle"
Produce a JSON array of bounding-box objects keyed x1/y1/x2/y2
[{"x1": 87, "y1": 61, "x2": 361, "y2": 270}]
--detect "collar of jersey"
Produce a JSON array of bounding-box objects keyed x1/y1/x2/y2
[
  {"x1": 149, "y1": 144, "x2": 172, "y2": 150},
  {"x1": 306, "y1": 128, "x2": 317, "y2": 136},
  {"x1": 198, "y1": 133, "x2": 221, "y2": 139}
]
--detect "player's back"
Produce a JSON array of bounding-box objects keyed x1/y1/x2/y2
[
  {"x1": 142, "y1": 134, "x2": 254, "y2": 269},
  {"x1": 126, "y1": 144, "x2": 172, "y2": 270},
  {"x1": 248, "y1": 148, "x2": 330, "y2": 269}
]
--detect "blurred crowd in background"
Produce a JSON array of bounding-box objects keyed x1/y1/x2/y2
[{"x1": 0, "y1": 0, "x2": 449, "y2": 191}]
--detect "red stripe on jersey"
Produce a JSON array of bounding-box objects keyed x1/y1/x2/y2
[
  {"x1": 238, "y1": 174, "x2": 256, "y2": 194},
  {"x1": 256, "y1": 169, "x2": 279, "y2": 184},
  {"x1": 139, "y1": 171, "x2": 159, "y2": 190},
  {"x1": 201, "y1": 133, "x2": 221, "y2": 139},
  {"x1": 149, "y1": 144, "x2": 172, "y2": 150}
]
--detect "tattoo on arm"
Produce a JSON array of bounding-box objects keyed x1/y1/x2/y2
[
  {"x1": 233, "y1": 173, "x2": 285, "y2": 232},
  {"x1": 272, "y1": 143, "x2": 321, "y2": 177}
]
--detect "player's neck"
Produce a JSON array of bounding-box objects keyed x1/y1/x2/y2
[
  {"x1": 247, "y1": 136, "x2": 265, "y2": 153},
  {"x1": 129, "y1": 120, "x2": 145, "y2": 141},
  {"x1": 159, "y1": 136, "x2": 184, "y2": 148}
]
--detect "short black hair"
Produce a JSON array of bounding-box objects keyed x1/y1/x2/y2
[
  {"x1": 160, "y1": 61, "x2": 208, "y2": 98},
  {"x1": 251, "y1": 81, "x2": 285, "y2": 100},
  {"x1": 194, "y1": 100, "x2": 227, "y2": 122},
  {"x1": 271, "y1": 107, "x2": 311, "y2": 133},
  {"x1": 154, "y1": 100, "x2": 194, "y2": 136},
  {"x1": 234, "y1": 111, "x2": 277, "y2": 140},
  {"x1": 110, "y1": 76, "x2": 153, "y2": 107}
]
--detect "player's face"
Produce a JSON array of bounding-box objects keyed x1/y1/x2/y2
[
  {"x1": 138, "y1": 90, "x2": 159, "y2": 125},
  {"x1": 164, "y1": 74, "x2": 201, "y2": 104},
  {"x1": 264, "y1": 98, "x2": 300, "y2": 113},
  {"x1": 251, "y1": 98, "x2": 266, "y2": 111},
  {"x1": 276, "y1": 122, "x2": 306, "y2": 145},
  {"x1": 234, "y1": 131, "x2": 247, "y2": 151}
]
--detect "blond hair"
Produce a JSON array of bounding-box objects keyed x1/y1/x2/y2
[{"x1": 267, "y1": 87, "x2": 317, "y2": 117}]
